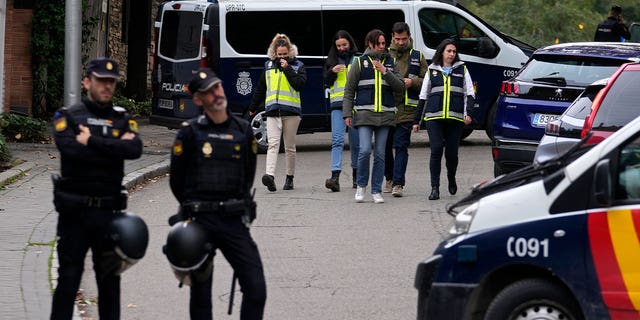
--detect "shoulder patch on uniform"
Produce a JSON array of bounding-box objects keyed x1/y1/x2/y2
[
  {"x1": 251, "y1": 139, "x2": 258, "y2": 154},
  {"x1": 128, "y1": 119, "x2": 139, "y2": 133},
  {"x1": 173, "y1": 139, "x2": 183, "y2": 156},
  {"x1": 54, "y1": 117, "x2": 67, "y2": 132}
]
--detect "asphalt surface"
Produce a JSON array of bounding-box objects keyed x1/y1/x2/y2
[
  {"x1": 0, "y1": 117, "x2": 484, "y2": 319},
  {"x1": 0, "y1": 118, "x2": 174, "y2": 319}
]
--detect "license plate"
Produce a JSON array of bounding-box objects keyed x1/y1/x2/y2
[
  {"x1": 532, "y1": 113, "x2": 559, "y2": 127},
  {"x1": 158, "y1": 99, "x2": 174, "y2": 110}
]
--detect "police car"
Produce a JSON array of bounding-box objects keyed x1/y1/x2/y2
[{"x1": 415, "y1": 114, "x2": 640, "y2": 319}]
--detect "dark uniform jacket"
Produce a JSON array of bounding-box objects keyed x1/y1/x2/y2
[
  {"x1": 169, "y1": 113, "x2": 257, "y2": 204},
  {"x1": 594, "y1": 16, "x2": 630, "y2": 42},
  {"x1": 52, "y1": 98, "x2": 143, "y2": 196}
]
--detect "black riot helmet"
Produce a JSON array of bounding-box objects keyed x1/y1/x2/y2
[
  {"x1": 99, "y1": 211, "x2": 149, "y2": 275},
  {"x1": 163, "y1": 220, "x2": 213, "y2": 286}
]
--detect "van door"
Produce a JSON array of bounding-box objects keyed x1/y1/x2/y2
[{"x1": 412, "y1": 3, "x2": 532, "y2": 132}]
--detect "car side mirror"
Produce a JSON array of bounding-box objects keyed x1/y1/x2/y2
[
  {"x1": 594, "y1": 159, "x2": 611, "y2": 206},
  {"x1": 477, "y1": 37, "x2": 498, "y2": 59}
]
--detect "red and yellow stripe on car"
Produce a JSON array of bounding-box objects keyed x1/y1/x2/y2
[{"x1": 589, "y1": 209, "x2": 640, "y2": 319}]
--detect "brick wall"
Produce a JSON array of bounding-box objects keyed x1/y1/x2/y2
[
  {"x1": 107, "y1": 0, "x2": 128, "y2": 84},
  {"x1": 4, "y1": 0, "x2": 32, "y2": 115}
]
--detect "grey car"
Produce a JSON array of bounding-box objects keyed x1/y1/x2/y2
[{"x1": 533, "y1": 78, "x2": 608, "y2": 164}]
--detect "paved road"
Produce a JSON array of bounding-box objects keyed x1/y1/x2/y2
[
  {"x1": 0, "y1": 121, "x2": 493, "y2": 319},
  {"x1": 82, "y1": 130, "x2": 494, "y2": 319}
]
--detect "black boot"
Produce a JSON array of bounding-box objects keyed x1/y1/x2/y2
[
  {"x1": 428, "y1": 187, "x2": 440, "y2": 200},
  {"x1": 448, "y1": 176, "x2": 457, "y2": 195},
  {"x1": 325, "y1": 170, "x2": 341, "y2": 192},
  {"x1": 262, "y1": 174, "x2": 276, "y2": 192},
  {"x1": 283, "y1": 175, "x2": 294, "y2": 190},
  {"x1": 352, "y1": 168, "x2": 357, "y2": 189}
]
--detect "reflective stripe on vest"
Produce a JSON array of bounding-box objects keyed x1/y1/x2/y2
[
  {"x1": 264, "y1": 61, "x2": 301, "y2": 113},
  {"x1": 404, "y1": 49, "x2": 423, "y2": 107},
  {"x1": 329, "y1": 67, "x2": 348, "y2": 108},
  {"x1": 353, "y1": 56, "x2": 397, "y2": 113},
  {"x1": 423, "y1": 65, "x2": 466, "y2": 122}
]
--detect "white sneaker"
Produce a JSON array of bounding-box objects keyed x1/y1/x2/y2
[
  {"x1": 383, "y1": 180, "x2": 393, "y2": 193},
  {"x1": 355, "y1": 186, "x2": 366, "y2": 202},
  {"x1": 372, "y1": 193, "x2": 384, "y2": 204}
]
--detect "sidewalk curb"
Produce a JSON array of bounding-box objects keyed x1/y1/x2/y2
[
  {"x1": 123, "y1": 159, "x2": 171, "y2": 189},
  {"x1": 0, "y1": 161, "x2": 37, "y2": 187}
]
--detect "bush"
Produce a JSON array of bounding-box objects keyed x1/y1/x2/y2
[
  {"x1": 112, "y1": 95, "x2": 152, "y2": 118},
  {"x1": 0, "y1": 132, "x2": 11, "y2": 164},
  {"x1": 0, "y1": 113, "x2": 50, "y2": 143}
]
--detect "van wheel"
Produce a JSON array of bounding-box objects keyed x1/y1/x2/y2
[
  {"x1": 250, "y1": 111, "x2": 284, "y2": 154},
  {"x1": 250, "y1": 111, "x2": 268, "y2": 154},
  {"x1": 485, "y1": 100, "x2": 498, "y2": 140},
  {"x1": 484, "y1": 278, "x2": 582, "y2": 320}
]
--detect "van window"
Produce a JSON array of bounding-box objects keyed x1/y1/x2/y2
[
  {"x1": 226, "y1": 11, "x2": 323, "y2": 56},
  {"x1": 159, "y1": 11, "x2": 203, "y2": 60},
  {"x1": 418, "y1": 8, "x2": 487, "y2": 55},
  {"x1": 225, "y1": 10, "x2": 405, "y2": 57}
]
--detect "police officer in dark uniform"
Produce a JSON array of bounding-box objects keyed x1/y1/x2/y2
[
  {"x1": 594, "y1": 5, "x2": 631, "y2": 42},
  {"x1": 169, "y1": 68, "x2": 266, "y2": 319},
  {"x1": 50, "y1": 58, "x2": 143, "y2": 319}
]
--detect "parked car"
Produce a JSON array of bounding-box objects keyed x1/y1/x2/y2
[
  {"x1": 415, "y1": 112, "x2": 640, "y2": 320},
  {"x1": 491, "y1": 42, "x2": 640, "y2": 177},
  {"x1": 533, "y1": 78, "x2": 608, "y2": 163},
  {"x1": 582, "y1": 62, "x2": 640, "y2": 145}
]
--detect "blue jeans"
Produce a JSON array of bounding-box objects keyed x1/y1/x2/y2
[
  {"x1": 425, "y1": 119, "x2": 464, "y2": 187},
  {"x1": 357, "y1": 125, "x2": 390, "y2": 194},
  {"x1": 392, "y1": 122, "x2": 413, "y2": 186},
  {"x1": 330, "y1": 109, "x2": 359, "y2": 171}
]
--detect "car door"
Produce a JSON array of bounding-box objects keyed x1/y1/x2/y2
[{"x1": 587, "y1": 134, "x2": 640, "y2": 318}]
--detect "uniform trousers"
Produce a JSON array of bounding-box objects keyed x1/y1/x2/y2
[
  {"x1": 190, "y1": 213, "x2": 267, "y2": 320},
  {"x1": 51, "y1": 208, "x2": 121, "y2": 320}
]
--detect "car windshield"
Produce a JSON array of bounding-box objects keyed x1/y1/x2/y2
[{"x1": 518, "y1": 55, "x2": 625, "y2": 86}]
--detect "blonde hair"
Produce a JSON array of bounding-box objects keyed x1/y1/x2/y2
[{"x1": 267, "y1": 33, "x2": 299, "y2": 60}]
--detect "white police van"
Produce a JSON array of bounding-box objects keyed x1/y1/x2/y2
[
  {"x1": 150, "y1": 0, "x2": 535, "y2": 151},
  {"x1": 415, "y1": 115, "x2": 640, "y2": 319}
]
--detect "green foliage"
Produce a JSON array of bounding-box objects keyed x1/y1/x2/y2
[
  {"x1": 0, "y1": 132, "x2": 11, "y2": 165},
  {"x1": 0, "y1": 113, "x2": 50, "y2": 143},
  {"x1": 112, "y1": 95, "x2": 152, "y2": 118},
  {"x1": 31, "y1": 1, "x2": 65, "y2": 120},
  {"x1": 463, "y1": 0, "x2": 639, "y2": 48}
]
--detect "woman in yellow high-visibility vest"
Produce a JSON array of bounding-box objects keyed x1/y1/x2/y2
[
  {"x1": 324, "y1": 30, "x2": 360, "y2": 192},
  {"x1": 249, "y1": 34, "x2": 307, "y2": 192}
]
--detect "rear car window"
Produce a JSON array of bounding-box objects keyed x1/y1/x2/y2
[
  {"x1": 159, "y1": 11, "x2": 203, "y2": 60},
  {"x1": 517, "y1": 55, "x2": 625, "y2": 86},
  {"x1": 591, "y1": 71, "x2": 640, "y2": 131},
  {"x1": 564, "y1": 94, "x2": 595, "y2": 118}
]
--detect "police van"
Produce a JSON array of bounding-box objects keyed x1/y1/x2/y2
[
  {"x1": 415, "y1": 115, "x2": 640, "y2": 319},
  {"x1": 150, "y1": 0, "x2": 535, "y2": 151}
]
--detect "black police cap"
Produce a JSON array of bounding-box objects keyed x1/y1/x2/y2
[
  {"x1": 85, "y1": 57, "x2": 120, "y2": 79},
  {"x1": 611, "y1": 5, "x2": 622, "y2": 14},
  {"x1": 188, "y1": 68, "x2": 222, "y2": 93}
]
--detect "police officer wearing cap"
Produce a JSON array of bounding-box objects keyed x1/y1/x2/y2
[
  {"x1": 168, "y1": 68, "x2": 266, "y2": 319},
  {"x1": 50, "y1": 57, "x2": 143, "y2": 319},
  {"x1": 594, "y1": 5, "x2": 631, "y2": 42}
]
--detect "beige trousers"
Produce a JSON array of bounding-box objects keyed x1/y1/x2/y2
[{"x1": 265, "y1": 115, "x2": 301, "y2": 176}]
